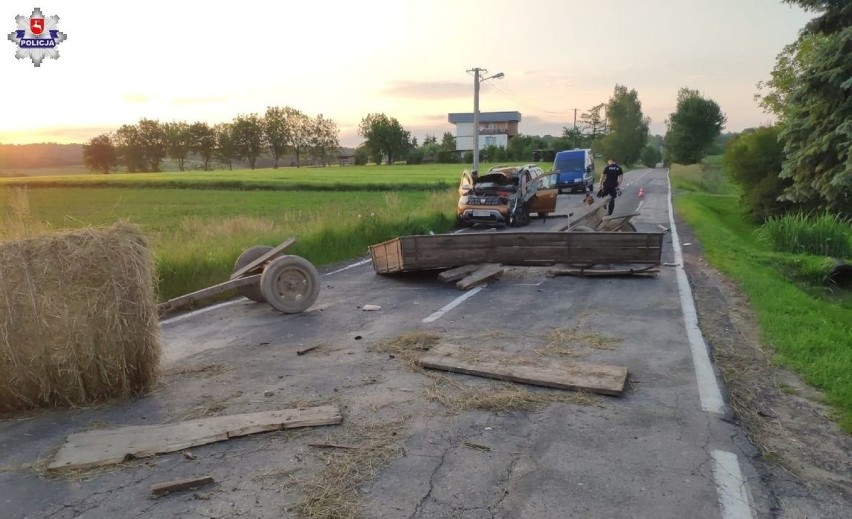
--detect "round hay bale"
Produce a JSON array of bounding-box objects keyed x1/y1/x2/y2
[{"x1": 0, "y1": 223, "x2": 161, "y2": 412}]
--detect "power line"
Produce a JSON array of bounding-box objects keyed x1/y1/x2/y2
[{"x1": 480, "y1": 81, "x2": 567, "y2": 117}]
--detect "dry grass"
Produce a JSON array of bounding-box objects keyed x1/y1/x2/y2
[
  {"x1": 534, "y1": 327, "x2": 620, "y2": 357},
  {"x1": 0, "y1": 186, "x2": 52, "y2": 240},
  {"x1": 425, "y1": 373, "x2": 597, "y2": 413},
  {"x1": 369, "y1": 332, "x2": 441, "y2": 369},
  {"x1": 164, "y1": 363, "x2": 233, "y2": 378},
  {"x1": 294, "y1": 419, "x2": 409, "y2": 519},
  {"x1": 0, "y1": 222, "x2": 160, "y2": 413}
]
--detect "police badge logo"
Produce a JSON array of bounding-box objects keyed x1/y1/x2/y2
[{"x1": 7, "y1": 7, "x2": 66, "y2": 67}]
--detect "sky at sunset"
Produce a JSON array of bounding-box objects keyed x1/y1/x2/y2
[{"x1": 1, "y1": 0, "x2": 816, "y2": 147}]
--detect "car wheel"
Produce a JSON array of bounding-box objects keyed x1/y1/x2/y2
[{"x1": 511, "y1": 210, "x2": 531, "y2": 227}]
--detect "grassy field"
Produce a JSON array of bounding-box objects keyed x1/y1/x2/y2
[
  {"x1": 0, "y1": 163, "x2": 485, "y2": 191},
  {"x1": 669, "y1": 157, "x2": 852, "y2": 432},
  {"x1": 0, "y1": 184, "x2": 458, "y2": 300}
]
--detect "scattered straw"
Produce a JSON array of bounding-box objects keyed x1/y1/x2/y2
[
  {"x1": 0, "y1": 222, "x2": 160, "y2": 412},
  {"x1": 424, "y1": 373, "x2": 596, "y2": 413},
  {"x1": 295, "y1": 419, "x2": 409, "y2": 519},
  {"x1": 534, "y1": 327, "x2": 620, "y2": 357},
  {"x1": 369, "y1": 332, "x2": 440, "y2": 369},
  {"x1": 173, "y1": 391, "x2": 244, "y2": 422},
  {"x1": 164, "y1": 364, "x2": 233, "y2": 378}
]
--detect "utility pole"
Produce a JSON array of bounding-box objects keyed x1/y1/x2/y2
[
  {"x1": 467, "y1": 67, "x2": 504, "y2": 173},
  {"x1": 470, "y1": 67, "x2": 482, "y2": 172},
  {"x1": 573, "y1": 108, "x2": 578, "y2": 148}
]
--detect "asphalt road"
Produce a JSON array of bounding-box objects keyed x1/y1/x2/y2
[{"x1": 0, "y1": 168, "x2": 768, "y2": 518}]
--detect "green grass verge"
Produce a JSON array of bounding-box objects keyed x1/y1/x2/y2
[{"x1": 670, "y1": 159, "x2": 852, "y2": 432}]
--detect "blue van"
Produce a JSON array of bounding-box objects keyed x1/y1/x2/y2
[{"x1": 553, "y1": 149, "x2": 594, "y2": 193}]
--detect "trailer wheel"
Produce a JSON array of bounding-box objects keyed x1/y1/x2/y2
[
  {"x1": 260, "y1": 255, "x2": 320, "y2": 313},
  {"x1": 233, "y1": 245, "x2": 273, "y2": 302}
]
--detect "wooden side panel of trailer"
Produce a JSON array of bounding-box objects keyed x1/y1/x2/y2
[{"x1": 368, "y1": 232, "x2": 663, "y2": 273}]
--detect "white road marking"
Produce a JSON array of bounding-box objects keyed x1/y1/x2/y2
[
  {"x1": 666, "y1": 169, "x2": 726, "y2": 415},
  {"x1": 422, "y1": 286, "x2": 485, "y2": 323},
  {"x1": 324, "y1": 258, "x2": 371, "y2": 276},
  {"x1": 712, "y1": 450, "x2": 754, "y2": 519}
]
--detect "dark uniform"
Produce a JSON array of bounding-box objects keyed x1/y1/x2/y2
[{"x1": 598, "y1": 161, "x2": 623, "y2": 215}]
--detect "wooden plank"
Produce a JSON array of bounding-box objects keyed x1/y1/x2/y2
[
  {"x1": 438, "y1": 264, "x2": 482, "y2": 282},
  {"x1": 548, "y1": 266, "x2": 660, "y2": 277},
  {"x1": 456, "y1": 264, "x2": 503, "y2": 290},
  {"x1": 48, "y1": 405, "x2": 342, "y2": 472},
  {"x1": 158, "y1": 274, "x2": 262, "y2": 312},
  {"x1": 419, "y1": 344, "x2": 628, "y2": 396},
  {"x1": 229, "y1": 237, "x2": 296, "y2": 280},
  {"x1": 151, "y1": 476, "x2": 215, "y2": 497}
]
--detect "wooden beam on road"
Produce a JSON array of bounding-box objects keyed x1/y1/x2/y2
[{"x1": 419, "y1": 344, "x2": 628, "y2": 396}]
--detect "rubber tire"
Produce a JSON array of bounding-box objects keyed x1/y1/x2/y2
[
  {"x1": 233, "y1": 245, "x2": 273, "y2": 302},
  {"x1": 260, "y1": 255, "x2": 320, "y2": 313},
  {"x1": 511, "y1": 210, "x2": 530, "y2": 227},
  {"x1": 572, "y1": 225, "x2": 596, "y2": 232}
]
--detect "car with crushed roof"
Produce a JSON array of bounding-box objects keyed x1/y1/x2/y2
[{"x1": 457, "y1": 164, "x2": 558, "y2": 227}]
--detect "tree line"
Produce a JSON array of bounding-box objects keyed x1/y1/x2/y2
[
  {"x1": 83, "y1": 106, "x2": 341, "y2": 173},
  {"x1": 727, "y1": 0, "x2": 850, "y2": 220}
]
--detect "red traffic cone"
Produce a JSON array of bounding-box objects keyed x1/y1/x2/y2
[{"x1": 638, "y1": 187, "x2": 645, "y2": 197}]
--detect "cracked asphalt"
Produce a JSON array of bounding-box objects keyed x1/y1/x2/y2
[{"x1": 1, "y1": 168, "x2": 773, "y2": 518}]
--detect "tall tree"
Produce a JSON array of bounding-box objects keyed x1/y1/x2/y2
[
  {"x1": 137, "y1": 118, "x2": 167, "y2": 172},
  {"x1": 664, "y1": 88, "x2": 727, "y2": 165},
  {"x1": 214, "y1": 123, "x2": 236, "y2": 170},
  {"x1": 440, "y1": 131, "x2": 456, "y2": 151},
  {"x1": 231, "y1": 114, "x2": 265, "y2": 170},
  {"x1": 83, "y1": 134, "x2": 117, "y2": 174},
  {"x1": 188, "y1": 121, "x2": 217, "y2": 171},
  {"x1": 163, "y1": 121, "x2": 191, "y2": 171},
  {"x1": 772, "y1": 0, "x2": 852, "y2": 214},
  {"x1": 600, "y1": 85, "x2": 649, "y2": 165},
  {"x1": 307, "y1": 114, "x2": 339, "y2": 167},
  {"x1": 287, "y1": 108, "x2": 311, "y2": 167},
  {"x1": 357, "y1": 113, "x2": 411, "y2": 165},
  {"x1": 579, "y1": 103, "x2": 607, "y2": 140},
  {"x1": 263, "y1": 106, "x2": 291, "y2": 168},
  {"x1": 114, "y1": 124, "x2": 144, "y2": 172},
  {"x1": 755, "y1": 32, "x2": 829, "y2": 118}
]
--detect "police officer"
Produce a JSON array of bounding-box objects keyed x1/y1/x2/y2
[{"x1": 597, "y1": 159, "x2": 624, "y2": 216}]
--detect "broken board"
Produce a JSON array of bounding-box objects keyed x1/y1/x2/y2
[
  {"x1": 456, "y1": 264, "x2": 503, "y2": 290},
  {"x1": 438, "y1": 264, "x2": 482, "y2": 283},
  {"x1": 419, "y1": 344, "x2": 628, "y2": 396},
  {"x1": 48, "y1": 405, "x2": 342, "y2": 472}
]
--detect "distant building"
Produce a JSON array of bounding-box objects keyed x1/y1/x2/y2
[{"x1": 447, "y1": 111, "x2": 521, "y2": 152}]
